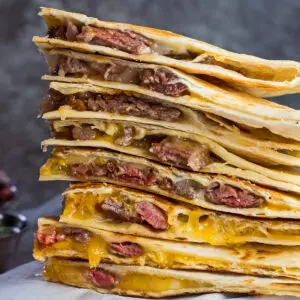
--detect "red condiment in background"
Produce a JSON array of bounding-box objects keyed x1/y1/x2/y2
[{"x1": 0, "y1": 170, "x2": 17, "y2": 206}]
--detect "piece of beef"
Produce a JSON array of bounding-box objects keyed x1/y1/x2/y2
[
  {"x1": 45, "y1": 89, "x2": 182, "y2": 121},
  {"x1": 101, "y1": 198, "x2": 168, "y2": 230},
  {"x1": 114, "y1": 127, "x2": 135, "y2": 146},
  {"x1": 132, "y1": 135, "x2": 166, "y2": 149},
  {"x1": 40, "y1": 89, "x2": 65, "y2": 114},
  {"x1": 104, "y1": 64, "x2": 141, "y2": 83},
  {"x1": 62, "y1": 227, "x2": 91, "y2": 243},
  {"x1": 47, "y1": 21, "x2": 196, "y2": 60},
  {"x1": 57, "y1": 56, "x2": 189, "y2": 97},
  {"x1": 139, "y1": 68, "x2": 188, "y2": 97},
  {"x1": 65, "y1": 19, "x2": 79, "y2": 41},
  {"x1": 46, "y1": 19, "x2": 79, "y2": 41},
  {"x1": 157, "y1": 177, "x2": 202, "y2": 199},
  {"x1": 173, "y1": 179, "x2": 203, "y2": 199},
  {"x1": 69, "y1": 161, "x2": 158, "y2": 187},
  {"x1": 88, "y1": 93, "x2": 182, "y2": 121},
  {"x1": 69, "y1": 164, "x2": 90, "y2": 177},
  {"x1": 205, "y1": 182, "x2": 263, "y2": 208},
  {"x1": 135, "y1": 201, "x2": 168, "y2": 230},
  {"x1": 66, "y1": 94, "x2": 86, "y2": 111},
  {"x1": 157, "y1": 177, "x2": 175, "y2": 191},
  {"x1": 150, "y1": 137, "x2": 211, "y2": 171},
  {"x1": 89, "y1": 269, "x2": 118, "y2": 289},
  {"x1": 47, "y1": 25, "x2": 66, "y2": 39},
  {"x1": 77, "y1": 26, "x2": 152, "y2": 55},
  {"x1": 101, "y1": 197, "x2": 143, "y2": 223},
  {"x1": 36, "y1": 226, "x2": 91, "y2": 247},
  {"x1": 59, "y1": 56, "x2": 90, "y2": 74},
  {"x1": 71, "y1": 125, "x2": 97, "y2": 140},
  {"x1": 109, "y1": 242, "x2": 144, "y2": 257},
  {"x1": 69, "y1": 163, "x2": 108, "y2": 178},
  {"x1": 110, "y1": 162, "x2": 158, "y2": 186},
  {"x1": 36, "y1": 231, "x2": 57, "y2": 247},
  {"x1": 145, "y1": 103, "x2": 182, "y2": 121}
]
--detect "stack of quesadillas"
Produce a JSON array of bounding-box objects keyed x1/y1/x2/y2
[{"x1": 32, "y1": 7, "x2": 300, "y2": 298}]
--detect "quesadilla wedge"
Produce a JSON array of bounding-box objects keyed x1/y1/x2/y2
[
  {"x1": 57, "y1": 182, "x2": 300, "y2": 243},
  {"x1": 42, "y1": 81, "x2": 300, "y2": 168},
  {"x1": 34, "y1": 217, "x2": 300, "y2": 279},
  {"x1": 41, "y1": 149, "x2": 300, "y2": 219},
  {"x1": 44, "y1": 257, "x2": 300, "y2": 298},
  {"x1": 34, "y1": 7, "x2": 300, "y2": 99},
  {"x1": 42, "y1": 119, "x2": 300, "y2": 194},
  {"x1": 37, "y1": 47, "x2": 300, "y2": 142}
]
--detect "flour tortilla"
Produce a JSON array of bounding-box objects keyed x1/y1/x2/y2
[
  {"x1": 44, "y1": 257, "x2": 300, "y2": 298},
  {"x1": 40, "y1": 148, "x2": 300, "y2": 219},
  {"x1": 35, "y1": 217, "x2": 300, "y2": 279},
  {"x1": 36, "y1": 46, "x2": 300, "y2": 142},
  {"x1": 43, "y1": 80, "x2": 300, "y2": 167},
  {"x1": 34, "y1": 7, "x2": 300, "y2": 98},
  {"x1": 42, "y1": 118, "x2": 300, "y2": 194}
]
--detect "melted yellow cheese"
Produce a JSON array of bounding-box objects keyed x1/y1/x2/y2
[
  {"x1": 34, "y1": 221, "x2": 300, "y2": 280},
  {"x1": 53, "y1": 240, "x2": 72, "y2": 249},
  {"x1": 41, "y1": 154, "x2": 292, "y2": 218},
  {"x1": 118, "y1": 274, "x2": 203, "y2": 292},
  {"x1": 62, "y1": 192, "x2": 106, "y2": 220},
  {"x1": 61, "y1": 195, "x2": 300, "y2": 246},
  {"x1": 44, "y1": 259, "x2": 211, "y2": 293},
  {"x1": 87, "y1": 236, "x2": 107, "y2": 268},
  {"x1": 40, "y1": 157, "x2": 68, "y2": 176},
  {"x1": 35, "y1": 233, "x2": 230, "y2": 271}
]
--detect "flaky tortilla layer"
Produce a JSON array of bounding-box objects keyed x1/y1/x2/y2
[
  {"x1": 34, "y1": 7, "x2": 300, "y2": 98},
  {"x1": 44, "y1": 257, "x2": 300, "y2": 298},
  {"x1": 37, "y1": 46, "x2": 300, "y2": 141},
  {"x1": 40, "y1": 148, "x2": 300, "y2": 219},
  {"x1": 42, "y1": 117, "x2": 300, "y2": 192},
  {"x1": 35, "y1": 217, "x2": 300, "y2": 279},
  {"x1": 43, "y1": 80, "x2": 300, "y2": 167}
]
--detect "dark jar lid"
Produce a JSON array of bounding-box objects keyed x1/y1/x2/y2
[{"x1": 0, "y1": 212, "x2": 27, "y2": 238}]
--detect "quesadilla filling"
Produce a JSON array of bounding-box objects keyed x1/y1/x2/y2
[
  {"x1": 54, "y1": 55, "x2": 189, "y2": 97},
  {"x1": 36, "y1": 225, "x2": 91, "y2": 247},
  {"x1": 36, "y1": 224, "x2": 144, "y2": 266},
  {"x1": 47, "y1": 19, "x2": 198, "y2": 59},
  {"x1": 41, "y1": 88, "x2": 182, "y2": 121},
  {"x1": 51, "y1": 121, "x2": 212, "y2": 171},
  {"x1": 43, "y1": 151, "x2": 263, "y2": 208},
  {"x1": 205, "y1": 182, "x2": 262, "y2": 209},
  {"x1": 68, "y1": 160, "x2": 204, "y2": 200},
  {"x1": 44, "y1": 259, "x2": 210, "y2": 294},
  {"x1": 68, "y1": 161, "x2": 262, "y2": 208},
  {"x1": 36, "y1": 219, "x2": 299, "y2": 279},
  {"x1": 44, "y1": 259, "x2": 120, "y2": 290},
  {"x1": 46, "y1": 21, "x2": 277, "y2": 79},
  {"x1": 102, "y1": 198, "x2": 168, "y2": 230}
]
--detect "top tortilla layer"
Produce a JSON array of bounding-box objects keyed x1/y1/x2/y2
[{"x1": 34, "y1": 7, "x2": 300, "y2": 98}]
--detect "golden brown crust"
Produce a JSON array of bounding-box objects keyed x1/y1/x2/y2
[
  {"x1": 36, "y1": 46, "x2": 300, "y2": 142},
  {"x1": 34, "y1": 8, "x2": 300, "y2": 98},
  {"x1": 41, "y1": 118, "x2": 300, "y2": 191},
  {"x1": 43, "y1": 258, "x2": 300, "y2": 297},
  {"x1": 35, "y1": 217, "x2": 300, "y2": 279},
  {"x1": 40, "y1": 148, "x2": 300, "y2": 219}
]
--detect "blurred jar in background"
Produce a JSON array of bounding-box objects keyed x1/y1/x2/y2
[{"x1": 0, "y1": 170, "x2": 27, "y2": 273}]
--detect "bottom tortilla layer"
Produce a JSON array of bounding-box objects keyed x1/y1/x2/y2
[
  {"x1": 34, "y1": 218, "x2": 300, "y2": 279},
  {"x1": 44, "y1": 258, "x2": 300, "y2": 298}
]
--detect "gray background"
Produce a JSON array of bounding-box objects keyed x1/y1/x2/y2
[{"x1": 0, "y1": 0, "x2": 300, "y2": 267}]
